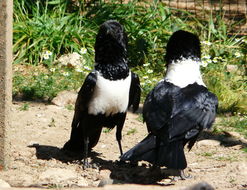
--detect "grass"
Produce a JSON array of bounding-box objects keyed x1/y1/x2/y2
[
  {"x1": 103, "y1": 128, "x2": 111, "y2": 134},
  {"x1": 19, "y1": 103, "x2": 30, "y2": 111},
  {"x1": 242, "y1": 148, "x2": 247, "y2": 154},
  {"x1": 201, "y1": 152, "x2": 214, "y2": 157},
  {"x1": 126, "y1": 128, "x2": 137, "y2": 135},
  {"x1": 65, "y1": 104, "x2": 74, "y2": 111},
  {"x1": 214, "y1": 115, "x2": 247, "y2": 139}
]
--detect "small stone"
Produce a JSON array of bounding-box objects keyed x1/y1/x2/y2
[
  {"x1": 197, "y1": 140, "x2": 220, "y2": 147},
  {"x1": 51, "y1": 90, "x2": 77, "y2": 107},
  {"x1": 231, "y1": 145, "x2": 242, "y2": 150},
  {"x1": 98, "y1": 178, "x2": 114, "y2": 187},
  {"x1": 77, "y1": 178, "x2": 88, "y2": 187},
  {"x1": 236, "y1": 163, "x2": 247, "y2": 176},
  {"x1": 99, "y1": 169, "x2": 111, "y2": 178},
  {"x1": 39, "y1": 168, "x2": 77, "y2": 184},
  {"x1": 0, "y1": 179, "x2": 11, "y2": 188},
  {"x1": 185, "y1": 182, "x2": 214, "y2": 190},
  {"x1": 226, "y1": 65, "x2": 238, "y2": 73},
  {"x1": 223, "y1": 131, "x2": 241, "y2": 138},
  {"x1": 98, "y1": 178, "x2": 123, "y2": 187}
]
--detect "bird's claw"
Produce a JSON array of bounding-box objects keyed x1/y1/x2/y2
[{"x1": 171, "y1": 170, "x2": 192, "y2": 181}]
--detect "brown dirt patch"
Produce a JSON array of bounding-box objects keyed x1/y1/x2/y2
[{"x1": 0, "y1": 101, "x2": 246, "y2": 189}]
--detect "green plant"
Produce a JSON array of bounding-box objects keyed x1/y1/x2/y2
[
  {"x1": 13, "y1": 65, "x2": 85, "y2": 100},
  {"x1": 103, "y1": 128, "x2": 111, "y2": 133},
  {"x1": 241, "y1": 147, "x2": 247, "y2": 154},
  {"x1": 19, "y1": 103, "x2": 30, "y2": 111},
  {"x1": 215, "y1": 155, "x2": 237, "y2": 161},
  {"x1": 126, "y1": 128, "x2": 137, "y2": 135},
  {"x1": 215, "y1": 115, "x2": 247, "y2": 138},
  {"x1": 13, "y1": 0, "x2": 96, "y2": 65},
  {"x1": 65, "y1": 104, "x2": 74, "y2": 111},
  {"x1": 201, "y1": 152, "x2": 213, "y2": 157}
]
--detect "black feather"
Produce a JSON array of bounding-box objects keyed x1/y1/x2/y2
[
  {"x1": 121, "y1": 30, "x2": 218, "y2": 171},
  {"x1": 63, "y1": 20, "x2": 141, "y2": 160}
]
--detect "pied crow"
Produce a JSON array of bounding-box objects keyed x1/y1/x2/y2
[
  {"x1": 121, "y1": 30, "x2": 218, "y2": 179},
  {"x1": 63, "y1": 20, "x2": 141, "y2": 167}
]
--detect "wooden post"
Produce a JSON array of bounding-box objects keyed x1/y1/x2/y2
[{"x1": 0, "y1": 0, "x2": 13, "y2": 169}]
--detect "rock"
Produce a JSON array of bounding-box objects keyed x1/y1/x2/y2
[
  {"x1": 77, "y1": 177, "x2": 88, "y2": 187},
  {"x1": 197, "y1": 139, "x2": 220, "y2": 147},
  {"x1": 98, "y1": 178, "x2": 114, "y2": 187},
  {"x1": 226, "y1": 65, "x2": 238, "y2": 73},
  {"x1": 0, "y1": 179, "x2": 11, "y2": 188},
  {"x1": 98, "y1": 178, "x2": 123, "y2": 187},
  {"x1": 223, "y1": 131, "x2": 241, "y2": 138},
  {"x1": 99, "y1": 169, "x2": 111, "y2": 178},
  {"x1": 184, "y1": 182, "x2": 214, "y2": 190},
  {"x1": 39, "y1": 168, "x2": 77, "y2": 184},
  {"x1": 235, "y1": 163, "x2": 247, "y2": 176},
  {"x1": 57, "y1": 52, "x2": 82, "y2": 68},
  {"x1": 51, "y1": 90, "x2": 77, "y2": 107}
]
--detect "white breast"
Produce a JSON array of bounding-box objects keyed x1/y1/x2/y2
[
  {"x1": 88, "y1": 71, "x2": 131, "y2": 116},
  {"x1": 165, "y1": 59, "x2": 206, "y2": 88}
]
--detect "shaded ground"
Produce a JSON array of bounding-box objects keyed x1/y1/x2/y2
[{"x1": 0, "y1": 101, "x2": 247, "y2": 189}]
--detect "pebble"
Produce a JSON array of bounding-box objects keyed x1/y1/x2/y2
[
  {"x1": 77, "y1": 177, "x2": 89, "y2": 187},
  {"x1": 226, "y1": 65, "x2": 238, "y2": 73},
  {"x1": 184, "y1": 182, "x2": 214, "y2": 190},
  {"x1": 39, "y1": 168, "x2": 77, "y2": 184},
  {"x1": 197, "y1": 139, "x2": 221, "y2": 147},
  {"x1": 235, "y1": 163, "x2": 247, "y2": 176},
  {"x1": 0, "y1": 179, "x2": 11, "y2": 188},
  {"x1": 51, "y1": 90, "x2": 77, "y2": 107},
  {"x1": 98, "y1": 178, "x2": 123, "y2": 187}
]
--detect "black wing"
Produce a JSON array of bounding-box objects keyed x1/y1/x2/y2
[
  {"x1": 71, "y1": 71, "x2": 97, "y2": 128},
  {"x1": 168, "y1": 83, "x2": 218, "y2": 141},
  {"x1": 143, "y1": 81, "x2": 218, "y2": 142},
  {"x1": 143, "y1": 81, "x2": 176, "y2": 134},
  {"x1": 128, "y1": 71, "x2": 141, "y2": 113}
]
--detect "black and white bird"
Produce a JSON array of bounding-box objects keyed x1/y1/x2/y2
[
  {"x1": 63, "y1": 20, "x2": 141, "y2": 167},
  {"x1": 120, "y1": 30, "x2": 218, "y2": 178}
]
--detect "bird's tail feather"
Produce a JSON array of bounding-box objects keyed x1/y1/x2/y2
[
  {"x1": 120, "y1": 134, "x2": 187, "y2": 169},
  {"x1": 63, "y1": 127, "x2": 102, "y2": 152}
]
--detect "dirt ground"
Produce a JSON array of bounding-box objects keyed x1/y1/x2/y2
[{"x1": 0, "y1": 101, "x2": 247, "y2": 189}]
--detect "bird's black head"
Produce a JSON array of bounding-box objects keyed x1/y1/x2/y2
[
  {"x1": 95, "y1": 20, "x2": 128, "y2": 65},
  {"x1": 165, "y1": 30, "x2": 201, "y2": 65}
]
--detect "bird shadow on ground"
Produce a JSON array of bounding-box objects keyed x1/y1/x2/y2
[
  {"x1": 199, "y1": 130, "x2": 247, "y2": 148},
  {"x1": 28, "y1": 144, "x2": 85, "y2": 163},
  {"x1": 91, "y1": 156, "x2": 176, "y2": 185},
  {"x1": 28, "y1": 143, "x2": 176, "y2": 185}
]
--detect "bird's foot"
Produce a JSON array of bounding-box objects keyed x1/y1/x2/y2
[
  {"x1": 171, "y1": 170, "x2": 192, "y2": 181},
  {"x1": 82, "y1": 158, "x2": 99, "y2": 169},
  {"x1": 179, "y1": 170, "x2": 192, "y2": 180},
  {"x1": 83, "y1": 158, "x2": 90, "y2": 169}
]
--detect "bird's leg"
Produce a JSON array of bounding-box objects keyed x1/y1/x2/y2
[
  {"x1": 179, "y1": 169, "x2": 192, "y2": 180},
  {"x1": 116, "y1": 113, "x2": 126, "y2": 156},
  {"x1": 116, "y1": 125, "x2": 123, "y2": 155},
  {"x1": 154, "y1": 137, "x2": 161, "y2": 166},
  {"x1": 171, "y1": 169, "x2": 192, "y2": 181},
  {"x1": 149, "y1": 137, "x2": 161, "y2": 172},
  {"x1": 83, "y1": 136, "x2": 90, "y2": 169}
]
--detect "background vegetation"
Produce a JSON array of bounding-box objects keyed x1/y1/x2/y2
[{"x1": 13, "y1": 1, "x2": 246, "y2": 117}]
